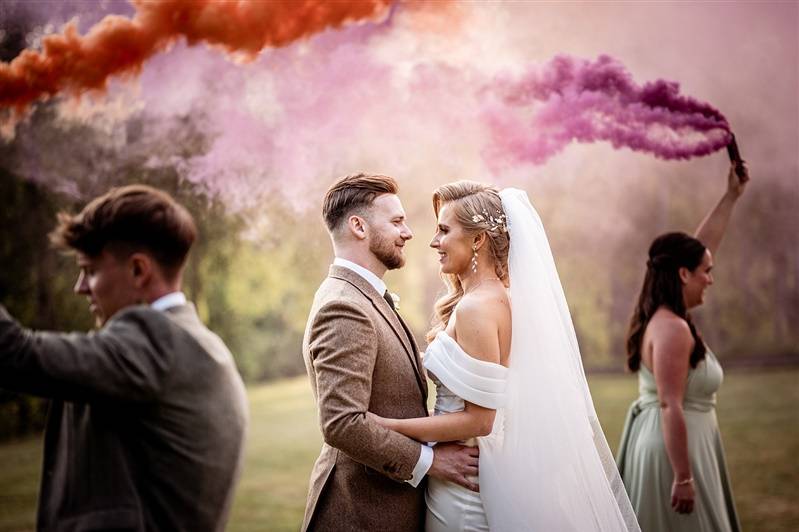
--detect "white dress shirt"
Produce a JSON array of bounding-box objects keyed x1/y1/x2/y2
[
  {"x1": 151, "y1": 291, "x2": 187, "y2": 312},
  {"x1": 333, "y1": 257, "x2": 433, "y2": 486}
]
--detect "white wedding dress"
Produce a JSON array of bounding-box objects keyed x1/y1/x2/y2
[
  {"x1": 423, "y1": 330, "x2": 508, "y2": 532},
  {"x1": 419, "y1": 189, "x2": 640, "y2": 532}
]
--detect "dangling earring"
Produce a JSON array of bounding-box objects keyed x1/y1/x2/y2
[{"x1": 471, "y1": 245, "x2": 478, "y2": 273}]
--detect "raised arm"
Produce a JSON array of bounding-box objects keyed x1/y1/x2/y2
[
  {"x1": 370, "y1": 297, "x2": 503, "y2": 443},
  {"x1": 309, "y1": 300, "x2": 422, "y2": 482},
  {"x1": 694, "y1": 163, "x2": 749, "y2": 256},
  {"x1": 651, "y1": 315, "x2": 696, "y2": 515},
  {"x1": 0, "y1": 305, "x2": 171, "y2": 403}
]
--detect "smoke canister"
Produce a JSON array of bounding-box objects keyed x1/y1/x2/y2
[{"x1": 726, "y1": 133, "x2": 747, "y2": 179}]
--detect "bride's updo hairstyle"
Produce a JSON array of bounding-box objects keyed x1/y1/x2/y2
[
  {"x1": 626, "y1": 232, "x2": 707, "y2": 372},
  {"x1": 426, "y1": 181, "x2": 509, "y2": 343}
]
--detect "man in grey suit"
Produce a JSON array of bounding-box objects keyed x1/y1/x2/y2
[
  {"x1": 301, "y1": 174, "x2": 479, "y2": 531},
  {"x1": 0, "y1": 185, "x2": 248, "y2": 531}
]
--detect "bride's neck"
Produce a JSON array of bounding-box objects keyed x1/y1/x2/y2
[{"x1": 459, "y1": 271, "x2": 500, "y2": 294}]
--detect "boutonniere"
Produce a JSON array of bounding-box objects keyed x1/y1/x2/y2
[{"x1": 390, "y1": 292, "x2": 400, "y2": 310}]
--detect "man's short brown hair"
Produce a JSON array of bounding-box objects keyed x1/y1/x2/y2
[
  {"x1": 322, "y1": 173, "x2": 398, "y2": 232},
  {"x1": 50, "y1": 185, "x2": 197, "y2": 279}
]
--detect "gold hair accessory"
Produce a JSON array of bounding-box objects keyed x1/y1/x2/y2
[{"x1": 471, "y1": 209, "x2": 508, "y2": 233}]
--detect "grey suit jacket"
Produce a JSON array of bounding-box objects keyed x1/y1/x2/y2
[
  {"x1": 302, "y1": 265, "x2": 429, "y2": 532},
  {"x1": 0, "y1": 303, "x2": 249, "y2": 532}
]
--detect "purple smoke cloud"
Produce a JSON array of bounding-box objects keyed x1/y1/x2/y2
[
  {"x1": 480, "y1": 55, "x2": 731, "y2": 168},
  {"x1": 3, "y1": 2, "x2": 752, "y2": 210}
]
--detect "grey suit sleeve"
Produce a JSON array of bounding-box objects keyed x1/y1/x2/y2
[
  {"x1": 0, "y1": 305, "x2": 171, "y2": 403},
  {"x1": 309, "y1": 300, "x2": 422, "y2": 483}
]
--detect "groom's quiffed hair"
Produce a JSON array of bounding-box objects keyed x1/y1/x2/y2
[
  {"x1": 322, "y1": 173, "x2": 398, "y2": 232},
  {"x1": 50, "y1": 185, "x2": 197, "y2": 280}
]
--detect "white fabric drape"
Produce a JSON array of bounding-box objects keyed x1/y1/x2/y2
[
  {"x1": 478, "y1": 188, "x2": 640, "y2": 531},
  {"x1": 424, "y1": 331, "x2": 508, "y2": 410}
]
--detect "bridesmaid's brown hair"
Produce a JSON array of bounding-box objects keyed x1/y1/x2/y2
[{"x1": 626, "y1": 232, "x2": 707, "y2": 372}]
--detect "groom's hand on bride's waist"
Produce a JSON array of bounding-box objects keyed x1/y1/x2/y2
[{"x1": 428, "y1": 442, "x2": 480, "y2": 492}]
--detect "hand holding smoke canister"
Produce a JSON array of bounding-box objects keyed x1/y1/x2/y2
[{"x1": 726, "y1": 134, "x2": 748, "y2": 180}]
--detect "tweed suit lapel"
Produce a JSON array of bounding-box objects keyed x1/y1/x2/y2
[
  {"x1": 329, "y1": 266, "x2": 427, "y2": 400},
  {"x1": 393, "y1": 310, "x2": 428, "y2": 397}
]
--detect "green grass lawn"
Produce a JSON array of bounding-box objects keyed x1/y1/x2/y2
[{"x1": 1, "y1": 369, "x2": 797, "y2": 531}]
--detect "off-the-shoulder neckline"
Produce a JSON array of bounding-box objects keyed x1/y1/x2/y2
[{"x1": 435, "y1": 331, "x2": 509, "y2": 370}]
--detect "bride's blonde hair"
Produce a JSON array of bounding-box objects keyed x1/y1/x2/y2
[{"x1": 426, "y1": 181, "x2": 510, "y2": 342}]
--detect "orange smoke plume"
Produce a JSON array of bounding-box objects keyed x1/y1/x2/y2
[{"x1": 0, "y1": 0, "x2": 394, "y2": 113}]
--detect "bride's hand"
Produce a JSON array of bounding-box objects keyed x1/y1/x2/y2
[{"x1": 366, "y1": 411, "x2": 395, "y2": 430}]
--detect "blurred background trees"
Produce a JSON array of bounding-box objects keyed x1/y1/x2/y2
[
  {"x1": 1, "y1": 1, "x2": 797, "y2": 442},
  {"x1": 2, "y1": 100, "x2": 797, "y2": 441},
  {"x1": 0, "y1": 103, "x2": 334, "y2": 438}
]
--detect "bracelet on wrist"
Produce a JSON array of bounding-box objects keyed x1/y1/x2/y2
[{"x1": 674, "y1": 477, "x2": 694, "y2": 486}]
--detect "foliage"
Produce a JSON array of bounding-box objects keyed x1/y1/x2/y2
[
  {"x1": 1, "y1": 83, "x2": 797, "y2": 444},
  {"x1": 0, "y1": 102, "x2": 337, "y2": 439}
]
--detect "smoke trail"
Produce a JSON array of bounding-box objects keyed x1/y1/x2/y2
[
  {"x1": 480, "y1": 55, "x2": 732, "y2": 166},
  {"x1": 0, "y1": 0, "x2": 393, "y2": 114},
  {"x1": 1, "y1": 2, "x2": 740, "y2": 209}
]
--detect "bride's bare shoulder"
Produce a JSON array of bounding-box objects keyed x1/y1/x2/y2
[
  {"x1": 463, "y1": 280, "x2": 509, "y2": 302},
  {"x1": 452, "y1": 287, "x2": 508, "y2": 363},
  {"x1": 458, "y1": 283, "x2": 510, "y2": 320}
]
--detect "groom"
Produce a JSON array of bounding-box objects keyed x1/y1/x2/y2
[{"x1": 302, "y1": 173, "x2": 479, "y2": 531}]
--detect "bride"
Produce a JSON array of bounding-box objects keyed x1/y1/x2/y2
[{"x1": 370, "y1": 181, "x2": 640, "y2": 531}]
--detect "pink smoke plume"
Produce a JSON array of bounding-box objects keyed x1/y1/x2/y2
[
  {"x1": 480, "y1": 55, "x2": 733, "y2": 167},
  {"x1": 3, "y1": 3, "x2": 742, "y2": 209}
]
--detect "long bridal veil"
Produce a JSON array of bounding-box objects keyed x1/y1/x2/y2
[{"x1": 478, "y1": 188, "x2": 640, "y2": 531}]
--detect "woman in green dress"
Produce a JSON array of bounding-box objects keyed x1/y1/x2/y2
[{"x1": 617, "y1": 162, "x2": 748, "y2": 532}]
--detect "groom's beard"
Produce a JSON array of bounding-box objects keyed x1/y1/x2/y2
[{"x1": 369, "y1": 232, "x2": 405, "y2": 270}]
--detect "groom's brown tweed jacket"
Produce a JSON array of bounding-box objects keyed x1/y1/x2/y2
[{"x1": 302, "y1": 265, "x2": 429, "y2": 531}]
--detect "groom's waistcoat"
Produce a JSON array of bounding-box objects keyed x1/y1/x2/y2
[{"x1": 302, "y1": 265, "x2": 428, "y2": 531}]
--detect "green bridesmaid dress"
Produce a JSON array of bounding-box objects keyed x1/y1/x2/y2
[{"x1": 616, "y1": 350, "x2": 741, "y2": 532}]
